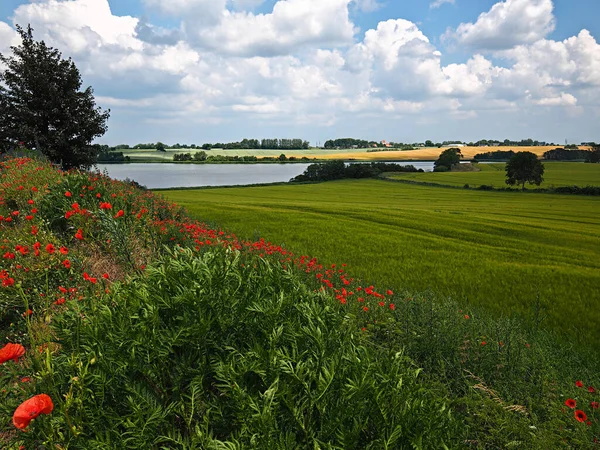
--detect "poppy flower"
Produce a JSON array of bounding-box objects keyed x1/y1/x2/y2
[
  {"x1": 565, "y1": 398, "x2": 577, "y2": 409},
  {"x1": 574, "y1": 410, "x2": 587, "y2": 423},
  {"x1": 114, "y1": 209, "x2": 124, "y2": 218},
  {"x1": 59, "y1": 247, "x2": 68, "y2": 255},
  {"x1": 62, "y1": 259, "x2": 71, "y2": 269},
  {"x1": 592, "y1": 401, "x2": 599, "y2": 409},
  {"x1": 74, "y1": 229, "x2": 83, "y2": 240},
  {"x1": 576, "y1": 380, "x2": 584, "y2": 388},
  {"x1": 45, "y1": 244, "x2": 55, "y2": 254},
  {"x1": 389, "y1": 303, "x2": 395, "y2": 310},
  {"x1": 2, "y1": 278, "x2": 15, "y2": 287},
  {"x1": 65, "y1": 191, "x2": 72, "y2": 197},
  {"x1": 12, "y1": 394, "x2": 54, "y2": 430},
  {"x1": 0, "y1": 343, "x2": 25, "y2": 364},
  {"x1": 589, "y1": 386, "x2": 596, "y2": 393}
]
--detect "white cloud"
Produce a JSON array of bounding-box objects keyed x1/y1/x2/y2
[
  {"x1": 533, "y1": 93, "x2": 577, "y2": 106},
  {"x1": 353, "y1": 0, "x2": 381, "y2": 12},
  {"x1": 445, "y1": 0, "x2": 555, "y2": 51},
  {"x1": 189, "y1": 0, "x2": 356, "y2": 57},
  {"x1": 430, "y1": 0, "x2": 455, "y2": 9}
]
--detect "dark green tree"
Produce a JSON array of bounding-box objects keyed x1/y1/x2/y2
[
  {"x1": 505, "y1": 151, "x2": 545, "y2": 190},
  {"x1": 434, "y1": 148, "x2": 462, "y2": 172},
  {"x1": 156, "y1": 142, "x2": 166, "y2": 152},
  {"x1": 0, "y1": 25, "x2": 110, "y2": 169}
]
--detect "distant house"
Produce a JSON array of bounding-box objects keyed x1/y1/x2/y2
[{"x1": 381, "y1": 140, "x2": 392, "y2": 148}]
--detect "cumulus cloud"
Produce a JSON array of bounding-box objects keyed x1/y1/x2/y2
[
  {"x1": 444, "y1": 0, "x2": 555, "y2": 51},
  {"x1": 1, "y1": 0, "x2": 598, "y2": 142},
  {"x1": 189, "y1": 0, "x2": 356, "y2": 57}
]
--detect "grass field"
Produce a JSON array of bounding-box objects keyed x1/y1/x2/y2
[
  {"x1": 119, "y1": 145, "x2": 589, "y2": 162},
  {"x1": 162, "y1": 180, "x2": 600, "y2": 347},
  {"x1": 387, "y1": 162, "x2": 600, "y2": 188}
]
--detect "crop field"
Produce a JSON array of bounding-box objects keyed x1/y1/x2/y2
[
  {"x1": 388, "y1": 162, "x2": 600, "y2": 188},
  {"x1": 162, "y1": 180, "x2": 600, "y2": 346},
  {"x1": 118, "y1": 145, "x2": 587, "y2": 162}
]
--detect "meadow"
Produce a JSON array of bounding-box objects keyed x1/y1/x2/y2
[
  {"x1": 2, "y1": 156, "x2": 599, "y2": 448},
  {"x1": 387, "y1": 161, "x2": 600, "y2": 188},
  {"x1": 162, "y1": 179, "x2": 600, "y2": 347}
]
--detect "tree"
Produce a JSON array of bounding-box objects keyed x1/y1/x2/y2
[
  {"x1": 505, "y1": 151, "x2": 545, "y2": 190},
  {"x1": 156, "y1": 142, "x2": 166, "y2": 152},
  {"x1": 0, "y1": 25, "x2": 110, "y2": 169},
  {"x1": 433, "y1": 148, "x2": 462, "y2": 172}
]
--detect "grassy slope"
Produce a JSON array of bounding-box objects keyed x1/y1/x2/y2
[
  {"x1": 387, "y1": 162, "x2": 600, "y2": 188},
  {"x1": 162, "y1": 180, "x2": 600, "y2": 346},
  {"x1": 119, "y1": 146, "x2": 589, "y2": 162}
]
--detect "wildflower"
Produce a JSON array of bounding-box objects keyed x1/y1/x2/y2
[
  {"x1": 54, "y1": 298, "x2": 65, "y2": 306},
  {"x1": 0, "y1": 343, "x2": 25, "y2": 364},
  {"x1": 591, "y1": 401, "x2": 599, "y2": 409},
  {"x1": 62, "y1": 260, "x2": 71, "y2": 269},
  {"x1": 386, "y1": 289, "x2": 393, "y2": 295},
  {"x1": 12, "y1": 394, "x2": 54, "y2": 430},
  {"x1": 588, "y1": 386, "x2": 596, "y2": 393},
  {"x1": 31, "y1": 225, "x2": 38, "y2": 235},
  {"x1": 102, "y1": 273, "x2": 109, "y2": 279},
  {"x1": 576, "y1": 380, "x2": 584, "y2": 388},
  {"x1": 574, "y1": 410, "x2": 587, "y2": 423},
  {"x1": 464, "y1": 314, "x2": 470, "y2": 319},
  {"x1": 2, "y1": 278, "x2": 15, "y2": 287},
  {"x1": 378, "y1": 301, "x2": 385, "y2": 307},
  {"x1": 45, "y1": 243, "x2": 55, "y2": 254},
  {"x1": 20, "y1": 377, "x2": 31, "y2": 383},
  {"x1": 75, "y1": 229, "x2": 83, "y2": 240},
  {"x1": 65, "y1": 191, "x2": 72, "y2": 197},
  {"x1": 114, "y1": 209, "x2": 124, "y2": 218},
  {"x1": 565, "y1": 398, "x2": 577, "y2": 409},
  {"x1": 22, "y1": 309, "x2": 33, "y2": 317},
  {"x1": 59, "y1": 247, "x2": 68, "y2": 255},
  {"x1": 480, "y1": 341, "x2": 487, "y2": 346},
  {"x1": 389, "y1": 303, "x2": 395, "y2": 310}
]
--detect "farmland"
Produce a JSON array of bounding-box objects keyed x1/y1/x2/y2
[
  {"x1": 117, "y1": 145, "x2": 588, "y2": 162},
  {"x1": 162, "y1": 179, "x2": 600, "y2": 347},
  {"x1": 387, "y1": 161, "x2": 600, "y2": 188}
]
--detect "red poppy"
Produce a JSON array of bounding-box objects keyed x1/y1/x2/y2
[
  {"x1": 102, "y1": 273, "x2": 109, "y2": 279},
  {"x1": 565, "y1": 398, "x2": 577, "y2": 409},
  {"x1": 75, "y1": 229, "x2": 83, "y2": 240},
  {"x1": 59, "y1": 247, "x2": 68, "y2": 255},
  {"x1": 45, "y1": 244, "x2": 55, "y2": 254},
  {"x1": 62, "y1": 259, "x2": 71, "y2": 269},
  {"x1": 574, "y1": 410, "x2": 587, "y2": 423},
  {"x1": 0, "y1": 343, "x2": 26, "y2": 364},
  {"x1": 2, "y1": 278, "x2": 15, "y2": 287},
  {"x1": 592, "y1": 401, "x2": 599, "y2": 409},
  {"x1": 589, "y1": 386, "x2": 596, "y2": 393},
  {"x1": 386, "y1": 289, "x2": 393, "y2": 295},
  {"x1": 576, "y1": 380, "x2": 584, "y2": 388},
  {"x1": 22, "y1": 309, "x2": 33, "y2": 317},
  {"x1": 481, "y1": 341, "x2": 487, "y2": 346},
  {"x1": 389, "y1": 303, "x2": 395, "y2": 310},
  {"x1": 65, "y1": 191, "x2": 72, "y2": 197},
  {"x1": 464, "y1": 314, "x2": 470, "y2": 319},
  {"x1": 12, "y1": 394, "x2": 54, "y2": 430},
  {"x1": 114, "y1": 209, "x2": 124, "y2": 218}
]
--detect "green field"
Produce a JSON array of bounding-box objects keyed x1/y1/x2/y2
[
  {"x1": 388, "y1": 161, "x2": 600, "y2": 188},
  {"x1": 119, "y1": 147, "x2": 358, "y2": 161},
  {"x1": 162, "y1": 180, "x2": 600, "y2": 346}
]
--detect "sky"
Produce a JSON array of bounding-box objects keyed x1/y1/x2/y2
[{"x1": 0, "y1": 0, "x2": 599, "y2": 146}]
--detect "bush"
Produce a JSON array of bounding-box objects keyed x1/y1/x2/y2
[{"x1": 433, "y1": 165, "x2": 449, "y2": 172}]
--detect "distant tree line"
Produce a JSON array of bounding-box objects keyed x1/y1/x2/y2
[
  {"x1": 173, "y1": 153, "x2": 312, "y2": 163},
  {"x1": 202, "y1": 139, "x2": 309, "y2": 150},
  {"x1": 291, "y1": 161, "x2": 423, "y2": 182},
  {"x1": 543, "y1": 148, "x2": 600, "y2": 162},
  {"x1": 473, "y1": 150, "x2": 516, "y2": 161}
]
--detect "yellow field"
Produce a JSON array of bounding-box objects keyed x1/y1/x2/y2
[{"x1": 312, "y1": 146, "x2": 592, "y2": 161}]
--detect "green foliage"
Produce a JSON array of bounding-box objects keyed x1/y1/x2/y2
[
  {"x1": 0, "y1": 25, "x2": 110, "y2": 169},
  {"x1": 156, "y1": 142, "x2": 166, "y2": 152},
  {"x1": 473, "y1": 150, "x2": 516, "y2": 161},
  {"x1": 27, "y1": 248, "x2": 459, "y2": 448},
  {"x1": 506, "y1": 151, "x2": 545, "y2": 189},
  {"x1": 434, "y1": 148, "x2": 462, "y2": 172},
  {"x1": 193, "y1": 151, "x2": 207, "y2": 161}
]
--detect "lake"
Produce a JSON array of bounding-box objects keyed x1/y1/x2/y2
[{"x1": 96, "y1": 162, "x2": 443, "y2": 189}]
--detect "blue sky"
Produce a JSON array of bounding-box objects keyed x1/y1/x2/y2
[{"x1": 1, "y1": 0, "x2": 599, "y2": 145}]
